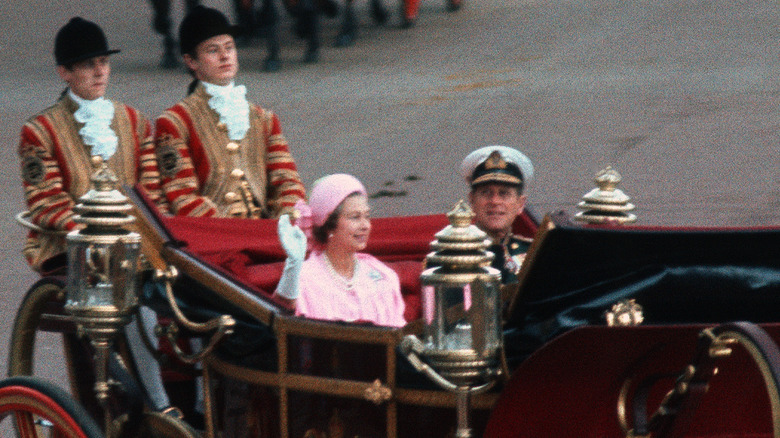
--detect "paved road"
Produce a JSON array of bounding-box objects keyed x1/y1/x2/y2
[{"x1": 0, "y1": 0, "x2": 778, "y2": 406}]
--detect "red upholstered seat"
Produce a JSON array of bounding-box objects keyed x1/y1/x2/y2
[{"x1": 385, "y1": 260, "x2": 424, "y2": 322}]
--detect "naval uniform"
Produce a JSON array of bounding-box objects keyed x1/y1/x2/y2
[
  {"x1": 154, "y1": 83, "x2": 305, "y2": 218},
  {"x1": 19, "y1": 95, "x2": 167, "y2": 272},
  {"x1": 488, "y1": 233, "x2": 532, "y2": 285}
]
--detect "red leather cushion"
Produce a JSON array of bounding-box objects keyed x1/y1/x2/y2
[{"x1": 385, "y1": 260, "x2": 425, "y2": 322}]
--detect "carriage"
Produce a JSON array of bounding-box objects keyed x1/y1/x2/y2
[{"x1": 4, "y1": 165, "x2": 780, "y2": 438}]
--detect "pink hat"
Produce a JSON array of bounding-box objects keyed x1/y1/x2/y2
[{"x1": 307, "y1": 174, "x2": 367, "y2": 227}]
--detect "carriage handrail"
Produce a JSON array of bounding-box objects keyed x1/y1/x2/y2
[
  {"x1": 154, "y1": 266, "x2": 236, "y2": 364},
  {"x1": 15, "y1": 211, "x2": 69, "y2": 235}
]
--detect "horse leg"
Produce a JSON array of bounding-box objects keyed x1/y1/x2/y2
[
  {"x1": 370, "y1": 0, "x2": 389, "y2": 25},
  {"x1": 233, "y1": 0, "x2": 256, "y2": 46},
  {"x1": 298, "y1": 0, "x2": 320, "y2": 63},
  {"x1": 258, "y1": 0, "x2": 282, "y2": 71},
  {"x1": 148, "y1": 0, "x2": 178, "y2": 68},
  {"x1": 317, "y1": 0, "x2": 339, "y2": 18},
  {"x1": 335, "y1": 0, "x2": 355, "y2": 47},
  {"x1": 185, "y1": 0, "x2": 200, "y2": 12}
]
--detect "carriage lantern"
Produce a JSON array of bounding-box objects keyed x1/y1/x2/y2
[
  {"x1": 401, "y1": 200, "x2": 502, "y2": 438},
  {"x1": 65, "y1": 157, "x2": 141, "y2": 430}
]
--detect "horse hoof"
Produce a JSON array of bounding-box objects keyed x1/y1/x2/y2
[
  {"x1": 447, "y1": 0, "x2": 462, "y2": 11},
  {"x1": 335, "y1": 33, "x2": 354, "y2": 47},
  {"x1": 401, "y1": 17, "x2": 416, "y2": 29},
  {"x1": 263, "y1": 58, "x2": 281, "y2": 72},
  {"x1": 303, "y1": 50, "x2": 319, "y2": 64}
]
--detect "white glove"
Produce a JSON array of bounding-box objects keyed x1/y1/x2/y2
[{"x1": 276, "y1": 214, "x2": 306, "y2": 300}]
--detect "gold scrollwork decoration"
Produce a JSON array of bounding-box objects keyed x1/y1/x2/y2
[
  {"x1": 363, "y1": 379, "x2": 392, "y2": 405},
  {"x1": 605, "y1": 299, "x2": 644, "y2": 327}
]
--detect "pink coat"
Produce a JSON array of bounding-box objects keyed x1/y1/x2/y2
[{"x1": 296, "y1": 251, "x2": 406, "y2": 327}]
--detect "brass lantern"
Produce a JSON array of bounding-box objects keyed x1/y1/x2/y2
[
  {"x1": 65, "y1": 158, "x2": 141, "y2": 427},
  {"x1": 402, "y1": 200, "x2": 502, "y2": 438}
]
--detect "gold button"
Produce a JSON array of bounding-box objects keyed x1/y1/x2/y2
[
  {"x1": 224, "y1": 192, "x2": 238, "y2": 202},
  {"x1": 231, "y1": 168, "x2": 245, "y2": 179},
  {"x1": 226, "y1": 142, "x2": 239, "y2": 153},
  {"x1": 217, "y1": 122, "x2": 227, "y2": 132}
]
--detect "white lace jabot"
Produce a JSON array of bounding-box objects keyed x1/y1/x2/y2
[
  {"x1": 70, "y1": 90, "x2": 118, "y2": 160},
  {"x1": 203, "y1": 81, "x2": 250, "y2": 141}
]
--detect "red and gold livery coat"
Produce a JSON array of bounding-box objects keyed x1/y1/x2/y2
[
  {"x1": 18, "y1": 95, "x2": 168, "y2": 272},
  {"x1": 154, "y1": 84, "x2": 305, "y2": 219}
]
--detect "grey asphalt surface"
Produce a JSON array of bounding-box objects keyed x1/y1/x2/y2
[{"x1": 0, "y1": 0, "x2": 779, "y2": 410}]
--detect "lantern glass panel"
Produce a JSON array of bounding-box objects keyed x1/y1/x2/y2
[
  {"x1": 422, "y1": 278, "x2": 501, "y2": 357},
  {"x1": 66, "y1": 238, "x2": 140, "y2": 312}
]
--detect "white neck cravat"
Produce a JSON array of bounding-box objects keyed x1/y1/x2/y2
[
  {"x1": 70, "y1": 90, "x2": 118, "y2": 160},
  {"x1": 203, "y1": 81, "x2": 250, "y2": 141}
]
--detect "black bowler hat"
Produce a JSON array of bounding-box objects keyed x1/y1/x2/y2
[
  {"x1": 179, "y1": 6, "x2": 238, "y2": 56},
  {"x1": 54, "y1": 17, "x2": 120, "y2": 66}
]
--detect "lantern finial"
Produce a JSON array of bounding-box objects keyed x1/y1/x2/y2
[
  {"x1": 447, "y1": 200, "x2": 474, "y2": 228},
  {"x1": 574, "y1": 166, "x2": 637, "y2": 224}
]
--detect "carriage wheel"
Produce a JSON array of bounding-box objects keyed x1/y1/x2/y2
[
  {"x1": 7, "y1": 278, "x2": 104, "y2": 424},
  {"x1": 0, "y1": 376, "x2": 103, "y2": 438},
  {"x1": 7, "y1": 279, "x2": 199, "y2": 438},
  {"x1": 8, "y1": 277, "x2": 68, "y2": 377}
]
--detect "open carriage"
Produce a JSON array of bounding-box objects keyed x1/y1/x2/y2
[{"x1": 4, "y1": 167, "x2": 780, "y2": 438}]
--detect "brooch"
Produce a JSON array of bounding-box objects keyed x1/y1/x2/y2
[{"x1": 369, "y1": 269, "x2": 383, "y2": 282}]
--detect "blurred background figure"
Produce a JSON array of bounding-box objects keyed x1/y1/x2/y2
[
  {"x1": 148, "y1": 0, "x2": 463, "y2": 72},
  {"x1": 235, "y1": 0, "x2": 339, "y2": 71},
  {"x1": 148, "y1": 0, "x2": 201, "y2": 68}
]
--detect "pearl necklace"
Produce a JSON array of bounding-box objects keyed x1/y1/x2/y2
[{"x1": 323, "y1": 253, "x2": 358, "y2": 292}]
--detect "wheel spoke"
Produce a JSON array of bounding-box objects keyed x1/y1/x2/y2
[{"x1": 13, "y1": 411, "x2": 37, "y2": 438}]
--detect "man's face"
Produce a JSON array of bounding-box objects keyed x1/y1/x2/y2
[
  {"x1": 469, "y1": 183, "x2": 526, "y2": 238},
  {"x1": 184, "y1": 34, "x2": 238, "y2": 86},
  {"x1": 57, "y1": 56, "x2": 110, "y2": 100}
]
